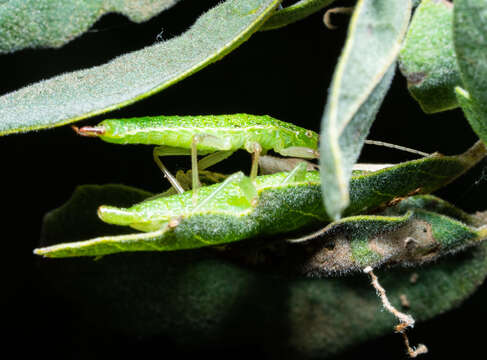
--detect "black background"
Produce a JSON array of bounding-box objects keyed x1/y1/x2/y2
[{"x1": 1, "y1": 1, "x2": 486, "y2": 359}]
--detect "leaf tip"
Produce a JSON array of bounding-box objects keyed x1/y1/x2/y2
[{"x1": 325, "y1": 196, "x2": 349, "y2": 221}]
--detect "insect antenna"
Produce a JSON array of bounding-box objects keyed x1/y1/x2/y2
[{"x1": 364, "y1": 140, "x2": 430, "y2": 157}]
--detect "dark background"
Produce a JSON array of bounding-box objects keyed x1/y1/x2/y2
[{"x1": 1, "y1": 0, "x2": 486, "y2": 359}]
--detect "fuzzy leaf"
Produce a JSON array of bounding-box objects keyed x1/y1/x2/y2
[
  {"x1": 454, "y1": 0, "x2": 487, "y2": 145},
  {"x1": 454, "y1": 0, "x2": 487, "y2": 107},
  {"x1": 320, "y1": 0, "x2": 412, "y2": 220},
  {"x1": 35, "y1": 141, "x2": 487, "y2": 257},
  {"x1": 261, "y1": 0, "x2": 336, "y2": 31},
  {"x1": 0, "y1": 0, "x2": 181, "y2": 53},
  {"x1": 38, "y1": 184, "x2": 487, "y2": 358},
  {"x1": 399, "y1": 0, "x2": 461, "y2": 113},
  {"x1": 300, "y1": 196, "x2": 487, "y2": 275},
  {"x1": 0, "y1": 0, "x2": 281, "y2": 136},
  {"x1": 455, "y1": 87, "x2": 487, "y2": 146}
]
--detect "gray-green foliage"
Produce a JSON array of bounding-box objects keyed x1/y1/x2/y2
[
  {"x1": 320, "y1": 0, "x2": 411, "y2": 220},
  {"x1": 301, "y1": 195, "x2": 487, "y2": 275},
  {"x1": 35, "y1": 141, "x2": 487, "y2": 258},
  {"x1": 454, "y1": 0, "x2": 487, "y2": 145},
  {"x1": 399, "y1": 0, "x2": 461, "y2": 113},
  {"x1": 0, "y1": 0, "x2": 280, "y2": 136},
  {"x1": 455, "y1": 87, "x2": 487, "y2": 146},
  {"x1": 2, "y1": 0, "x2": 486, "y2": 354},
  {"x1": 38, "y1": 184, "x2": 487, "y2": 359},
  {"x1": 0, "y1": 0, "x2": 180, "y2": 53},
  {"x1": 454, "y1": 0, "x2": 487, "y2": 106},
  {"x1": 260, "y1": 0, "x2": 336, "y2": 31}
]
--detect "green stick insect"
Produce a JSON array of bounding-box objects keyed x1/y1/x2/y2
[
  {"x1": 35, "y1": 140, "x2": 487, "y2": 258},
  {"x1": 74, "y1": 114, "x2": 320, "y2": 195}
]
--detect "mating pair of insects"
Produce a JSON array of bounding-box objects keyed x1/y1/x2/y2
[{"x1": 75, "y1": 113, "x2": 320, "y2": 196}]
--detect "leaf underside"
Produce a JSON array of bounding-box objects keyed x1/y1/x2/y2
[
  {"x1": 320, "y1": 0, "x2": 412, "y2": 220},
  {"x1": 0, "y1": 0, "x2": 280, "y2": 136},
  {"x1": 0, "y1": 0, "x2": 181, "y2": 53},
  {"x1": 38, "y1": 184, "x2": 487, "y2": 359}
]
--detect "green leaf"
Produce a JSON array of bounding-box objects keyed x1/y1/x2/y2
[
  {"x1": 455, "y1": 87, "x2": 487, "y2": 146},
  {"x1": 454, "y1": 0, "x2": 487, "y2": 145},
  {"x1": 0, "y1": 0, "x2": 181, "y2": 53},
  {"x1": 0, "y1": 0, "x2": 281, "y2": 136},
  {"x1": 38, "y1": 184, "x2": 487, "y2": 358},
  {"x1": 454, "y1": 0, "x2": 487, "y2": 107},
  {"x1": 320, "y1": 0, "x2": 412, "y2": 220},
  {"x1": 301, "y1": 196, "x2": 487, "y2": 275},
  {"x1": 399, "y1": 0, "x2": 461, "y2": 113},
  {"x1": 261, "y1": 0, "x2": 335, "y2": 31},
  {"x1": 385, "y1": 193, "x2": 481, "y2": 226},
  {"x1": 347, "y1": 140, "x2": 487, "y2": 212},
  {"x1": 35, "y1": 141, "x2": 486, "y2": 257}
]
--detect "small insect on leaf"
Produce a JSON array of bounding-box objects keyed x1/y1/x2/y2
[
  {"x1": 36, "y1": 182, "x2": 487, "y2": 358},
  {"x1": 35, "y1": 141, "x2": 486, "y2": 258},
  {"x1": 75, "y1": 114, "x2": 320, "y2": 192}
]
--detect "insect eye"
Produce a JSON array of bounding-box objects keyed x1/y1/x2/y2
[{"x1": 306, "y1": 130, "x2": 314, "y2": 138}]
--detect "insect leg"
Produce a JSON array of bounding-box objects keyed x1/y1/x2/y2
[
  {"x1": 247, "y1": 142, "x2": 263, "y2": 179},
  {"x1": 153, "y1": 146, "x2": 191, "y2": 194},
  {"x1": 277, "y1": 146, "x2": 320, "y2": 159},
  {"x1": 281, "y1": 161, "x2": 308, "y2": 184},
  {"x1": 198, "y1": 150, "x2": 235, "y2": 170},
  {"x1": 144, "y1": 170, "x2": 194, "y2": 201},
  {"x1": 191, "y1": 135, "x2": 234, "y2": 201},
  {"x1": 259, "y1": 155, "x2": 319, "y2": 175},
  {"x1": 193, "y1": 172, "x2": 257, "y2": 212},
  {"x1": 191, "y1": 135, "x2": 201, "y2": 196}
]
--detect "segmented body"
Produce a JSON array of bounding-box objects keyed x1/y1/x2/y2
[
  {"x1": 98, "y1": 152, "x2": 471, "y2": 232},
  {"x1": 34, "y1": 146, "x2": 481, "y2": 258},
  {"x1": 99, "y1": 170, "x2": 324, "y2": 233},
  {"x1": 93, "y1": 114, "x2": 319, "y2": 156}
]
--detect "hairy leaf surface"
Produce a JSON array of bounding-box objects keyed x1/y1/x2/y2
[
  {"x1": 35, "y1": 141, "x2": 486, "y2": 257},
  {"x1": 399, "y1": 0, "x2": 460, "y2": 113},
  {"x1": 299, "y1": 195, "x2": 487, "y2": 275},
  {"x1": 0, "y1": 0, "x2": 180, "y2": 53},
  {"x1": 456, "y1": 87, "x2": 487, "y2": 146},
  {"x1": 0, "y1": 0, "x2": 281, "y2": 136},
  {"x1": 320, "y1": 0, "x2": 412, "y2": 220},
  {"x1": 454, "y1": 0, "x2": 487, "y2": 145},
  {"x1": 38, "y1": 184, "x2": 487, "y2": 358}
]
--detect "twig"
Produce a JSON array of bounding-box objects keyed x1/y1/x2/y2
[
  {"x1": 323, "y1": 7, "x2": 354, "y2": 30},
  {"x1": 402, "y1": 333, "x2": 428, "y2": 358},
  {"x1": 364, "y1": 267, "x2": 428, "y2": 358}
]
